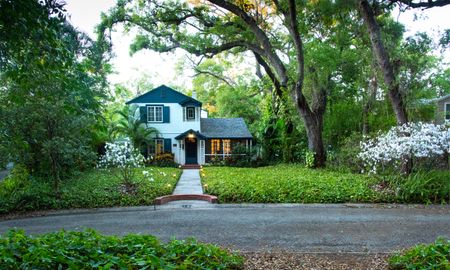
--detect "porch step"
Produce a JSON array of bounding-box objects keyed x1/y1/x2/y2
[{"x1": 181, "y1": 164, "x2": 201, "y2": 169}]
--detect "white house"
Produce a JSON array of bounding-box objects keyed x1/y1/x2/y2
[{"x1": 126, "y1": 85, "x2": 253, "y2": 165}]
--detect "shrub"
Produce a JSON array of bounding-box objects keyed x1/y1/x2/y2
[
  {"x1": 359, "y1": 122, "x2": 449, "y2": 174},
  {"x1": 0, "y1": 229, "x2": 244, "y2": 269},
  {"x1": 0, "y1": 164, "x2": 30, "y2": 195},
  {"x1": 97, "y1": 141, "x2": 145, "y2": 184},
  {"x1": 329, "y1": 132, "x2": 365, "y2": 173},
  {"x1": 152, "y1": 152, "x2": 177, "y2": 167},
  {"x1": 389, "y1": 238, "x2": 450, "y2": 269},
  {"x1": 393, "y1": 170, "x2": 450, "y2": 204},
  {"x1": 224, "y1": 144, "x2": 263, "y2": 167}
]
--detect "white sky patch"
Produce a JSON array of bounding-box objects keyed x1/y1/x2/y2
[{"x1": 65, "y1": 0, "x2": 450, "y2": 94}]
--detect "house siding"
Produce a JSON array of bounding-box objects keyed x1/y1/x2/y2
[
  {"x1": 436, "y1": 96, "x2": 450, "y2": 124},
  {"x1": 134, "y1": 102, "x2": 201, "y2": 164}
]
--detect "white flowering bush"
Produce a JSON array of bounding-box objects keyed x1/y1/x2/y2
[
  {"x1": 358, "y1": 122, "x2": 449, "y2": 174},
  {"x1": 98, "y1": 141, "x2": 145, "y2": 184}
]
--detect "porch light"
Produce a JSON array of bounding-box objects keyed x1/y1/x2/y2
[{"x1": 187, "y1": 133, "x2": 195, "y2": 138}]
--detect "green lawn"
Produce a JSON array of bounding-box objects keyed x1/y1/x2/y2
[
  {"x1": 201, "y1": 165, "x2": 391, "y2": 203},
  {"x1": 0, "y1": 167, "x2": 181, "y2": 215}
]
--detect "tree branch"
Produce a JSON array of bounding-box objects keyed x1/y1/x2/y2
[
  {"x1": 392, "y1": 0, "x2": 450, "y2": 9},
  {"x1": 207, "y1": 0, "x2": 289, "y2": 86}
]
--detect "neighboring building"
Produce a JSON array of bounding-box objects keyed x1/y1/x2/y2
[
  {"x1": 435, "y1": 94, "x2": 450, "y2": 125},
  {"x1": 126, "y1": 85, "x2": 253, "y2": 165}
]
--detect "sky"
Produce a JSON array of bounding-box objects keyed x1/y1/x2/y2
[{"x1": 65, "y1": 0, "x2": 450, "y2": 95}]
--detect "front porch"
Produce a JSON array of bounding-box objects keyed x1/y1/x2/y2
[{"x1": 174, "y1": 129, "x2": 252, "y2": 165}]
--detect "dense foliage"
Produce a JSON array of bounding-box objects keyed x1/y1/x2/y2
[
  {"x1": 201, "y1": 165, "x2": 450, "y2": 204},
  {"x1": 0, "y1": 229, "x2": 244, "y2": 269},
  {"x1": 389, "y1": 238, "x2": 450, "y2": 270},
  {"x1": 201, "y1": 165, "x2": 387, "y2": 203},
  {"x1": 0, "y1": 0, "x2": 108, "y2": 194},
  {"x1": 0, "y1": 167, "x2": 180, "y2": 215}
]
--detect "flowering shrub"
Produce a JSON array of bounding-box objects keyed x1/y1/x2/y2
[
  {"x1": 358, "y1": 123, "x2": 449, "y2": 174},
  {"x1": 97, "y1": 141, "x2": 145, "y2": 184}
]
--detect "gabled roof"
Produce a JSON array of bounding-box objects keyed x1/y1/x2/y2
[
  {"x1": 419, "y1": 94, "x2": 450, "y2": 105},
  {"x1": 175, "y1": 129, "x2": 206, "y2": 140},
  {"x1": 126, "y1": 85, "x2": 202, "y2": 106},
  {"x1": 200, "y1": 118, "x2": 253, "y2": 139}
]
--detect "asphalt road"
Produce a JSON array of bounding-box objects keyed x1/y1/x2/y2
[{"x1": 1, "y1": 204, "x2": 449, "y2": 252}]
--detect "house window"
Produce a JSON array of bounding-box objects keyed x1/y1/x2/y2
[
  {"x1": 446, "y1": 103, "x2": 450, "y2": 121},
  {"x1": 187, "y1": 107, "x2": 195, "y2": 120},
  {"x1": 211, "y1": 139, "x2": 220, "y2": 155},
  {"x1": 148, "y1": 139, "x2": 164, "y2": 156},
  {"x1": 147, "y1": 106, "x2": 163, "y2": 122},
  {"x1": 223, "y1": 139, "x2": 231, "y2": 155}
]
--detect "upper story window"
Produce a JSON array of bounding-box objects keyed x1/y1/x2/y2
[
  {"x1": 187, "y1": 107, "x2": 195, "y2": 120},
  {"x1": 147, "y1": 106, "x2": 163, "y2": 122}
]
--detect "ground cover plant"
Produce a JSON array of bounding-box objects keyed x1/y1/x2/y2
[
  {"x1": 201, "y1": 165, "x2": 388, "y2": 203},
  {"x1": 0, "y1": 167, "x2": 181, "y2": 215},
  {"x1": 389, "y1": 238, "x2": 450, "y2": 269},
  {"x1": 0, "y1": 229, "x2": 244, "y2": 269}
]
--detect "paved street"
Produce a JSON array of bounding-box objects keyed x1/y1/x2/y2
[{"x1": 1, "y1": 204, "x2": 449, "y2": 252}]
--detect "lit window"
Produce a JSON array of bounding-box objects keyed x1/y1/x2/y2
[
  {"x1": 147, "y1": 106, "x2": 163, "y2": 122},
  {"x1": 223, "y1": 139, "x2": 231, "y2": 155},
  {"x1": 149, "y1": 139, "x2": 164, "y2": 155},
  {"x1": 187, "y1": 107, "x2": 195, "y2": 120},
  {"x1": 211, "y1": 139, "x2": 220, "y2": 154}
]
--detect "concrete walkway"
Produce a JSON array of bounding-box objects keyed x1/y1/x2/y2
[{"x1": 172, "y1": 169, "x2": 203, "y2": 195}]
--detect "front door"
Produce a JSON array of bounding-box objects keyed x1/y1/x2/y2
[{"x1": 185, "y1": 138, "x2": 197, "y2": 164}]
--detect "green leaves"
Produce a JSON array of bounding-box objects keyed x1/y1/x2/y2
[
  {"x1": 201, "y1": 165, "x2": 383, "y2": 203},
  {"x1": 389, "y1": 238, "x2": 450, "y2": 270},
  {"x1": 0, "y1": 229, "x2": 244, "y2": 269},
  {"x1": 0, "y1": 167, "x2": 181, "y2": 215}
]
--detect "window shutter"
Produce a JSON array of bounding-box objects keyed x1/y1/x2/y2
[
  {"x1": 163, "y1": 106, "x2": 170, "y2": 123},
  {"x1": 140, "y1": 106, "x2": 147, "y2": 123},
  {"x1": 164, "y1": 138, "x2": 172, "y2": 153},
  {"x1": 183, "y1": 107, "x2": 186, "y2": 122}
]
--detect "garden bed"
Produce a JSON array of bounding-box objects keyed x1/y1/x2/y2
[
  {"x1": 201, "y1": 165, "x2": 392, "y2": 203},
  {"x1": 0, "y1": 167, "x2": 181, "y2": 216}
]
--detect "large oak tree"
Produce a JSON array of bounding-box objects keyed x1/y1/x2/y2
[{"x1": 99, "y1": 0, "x2": 362, "y2": 167}]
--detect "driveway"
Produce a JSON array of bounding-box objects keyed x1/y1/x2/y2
[{"x1": 0, "y1": 204, "x2": 449, "y2": 253}]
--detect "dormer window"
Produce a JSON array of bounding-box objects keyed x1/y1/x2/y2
[
  {"x1": 147, "y1": 106, "x2": 163, "y2": 122},
  {"x1": 187, "y1": 107, "x2": 195, "y2": 120}
]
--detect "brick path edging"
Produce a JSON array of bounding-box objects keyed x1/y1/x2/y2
[{"x1": 154, "y1": 194, "x2": 218, "y2": 205}]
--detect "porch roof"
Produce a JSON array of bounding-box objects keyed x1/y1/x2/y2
[
  {"x1": 200, "y1": 118, "x2": 253, "y2": 139},
  {"x1": 174, "y1": 129, "x2": 207, "y2": 140}
]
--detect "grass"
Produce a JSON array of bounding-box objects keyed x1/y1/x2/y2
[
  {"x1": 201, "y1": 164, "x2": 392, "y2": 203},
  {"x1": 0, "y1": 167, "x2": 181, "y2": 215},
  {"x1": 0, "y1": 229, "x2": 244, "y2": 269}
]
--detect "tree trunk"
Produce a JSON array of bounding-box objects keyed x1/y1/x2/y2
[
  {"x1": 362, "y1": 69, "x2": 377, "y2": 135},
  {"x1": 358, "y1": 0, "x2": 408, "y2": 125},
  {"x1": 293, "y1": 84, "x2": 326, "y2": 167},
  {"x1": 303, "y1": 111, "x2": 326, "y2": 168}
]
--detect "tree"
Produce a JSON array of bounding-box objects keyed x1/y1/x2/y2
[
  {"x1": 112, "y1": 106, "x2": 160, "y2": 154},
  {"x1": 358, "y1": 0, "x2": 409, "y2": 125},
  {"x1": 98, "y1": 0, "x2": 344, "y2": 167},
  {"x1": 0, "y1": 0, "x2": 108, "y2": 195}
]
